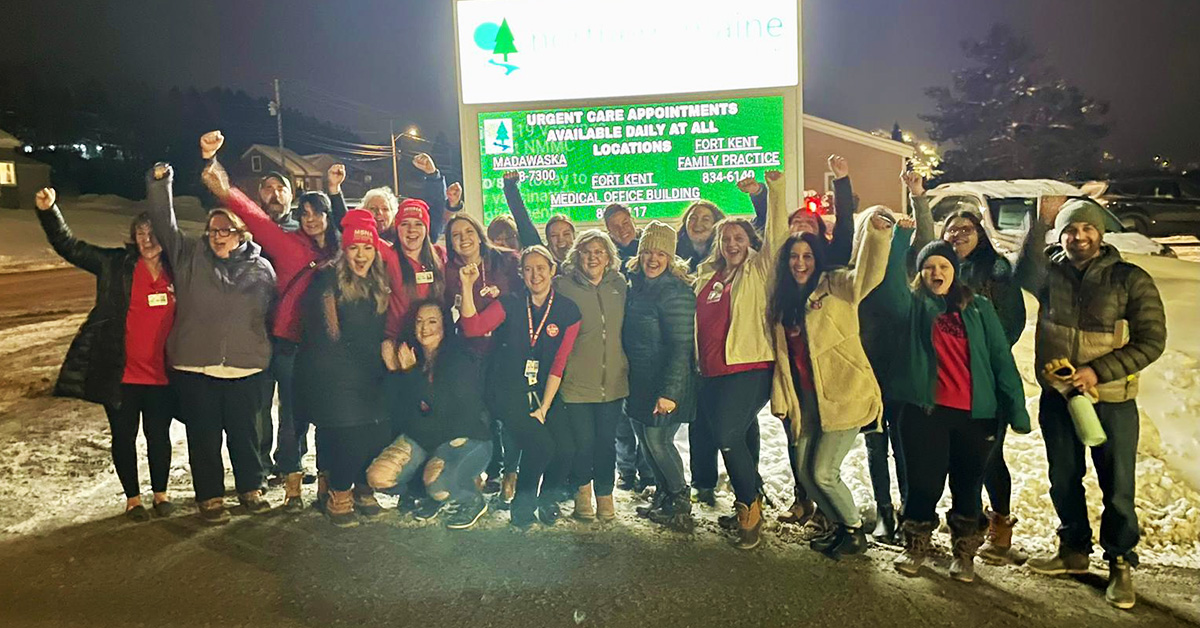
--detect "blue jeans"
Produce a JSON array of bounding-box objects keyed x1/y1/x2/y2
[
  {"x1": 270, "y1": 339, "x2": 308, "y2": 474},
  {"x1": 615, "y1": 414, "x2": 654, "y2": 483},
  {"x1": 1040, "y1": 393, "x2": 1140, "y2": 564},
  {"x1": 634, "y1": 422, "x2": 685, "y2": 494},
  {"x1": 388, "y1": 436, "x2": 492, "y2": 503},
  {"x1": 794, "y1": 386, "x2": 862, "y2": 526}
]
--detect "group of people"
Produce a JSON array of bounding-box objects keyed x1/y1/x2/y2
[{"x1": 36, "y1": 131, "x2": 1165, "y2": 610}]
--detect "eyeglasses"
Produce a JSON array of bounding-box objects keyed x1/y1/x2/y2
[
  {"x1": 945, "y1": 226, "x2": 976, "y2": 237},
  {"x1": 206, "y1": 228, "x2": 241, "y2": 238}
]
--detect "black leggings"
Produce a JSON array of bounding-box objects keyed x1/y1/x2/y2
[
  {"x1": 899, "y1": 403, "x2": 998, "y2": 524},
  {"x1": 502, "y1": 400, "x2": 574, "y2": 500},
  {"x1": 103, "y1": 384, "x2": 175, "y2": 498},
  {"x1": 315, "y1": 423, "x2": 391, "y2": 492},
  {"x1": 701, "y1": 369, "x2": 771, "y2": 505},
  {"x1": 983, "y1": 423, "x2": 1012, "y2": 515}
]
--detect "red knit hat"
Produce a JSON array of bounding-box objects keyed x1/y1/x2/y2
[
  {"x1": 341, "y1": 209, "x2": 381, "y2": 250},
  {"x1": 397, "y1": 198, "x2": 431, "y2": 232}
]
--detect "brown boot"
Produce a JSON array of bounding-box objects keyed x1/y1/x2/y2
[
  {"x1": 197, "y1": 497, "x2": 230, "y2": 525},
  {"x1": 326, "y1": 489, "x2": 358, "y2": 528},
  {"x1": 283, "y1": 472, "x2": 304, "y2": 511},
  {"x1": 978, "y1": 509, "x2": 1028, "y2": 565},
  {"x1": 238, "y1": 490, "x2": 271, "y2": 515},
  {"x1": 596, "y1": 494, "x2": 616, "y2": 521},
  {"x1": 777, "y1": 498, "x2": 816, "y2": 525},
  {"x1": 354, "y1": 486, "x2": 384, "y2": 520},
  {"x1": 894, "y1": 520, "x2": 936, "y2": 576},
  {"x1": 573, "y1": 484, "x2": 596, "y2": 521},
  {"x1": 733, "y1": 497, "x2": 763, "y2": 550},
  {"x1": 501, "y1": 472, "x2": 518, "y2": 504}
]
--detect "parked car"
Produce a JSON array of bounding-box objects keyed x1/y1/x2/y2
[
  {"x1": 925, "y1": 179, "x2": 1176, "y2": 259},
  {"x1": 1084, "y1": 177, "x2": 1200, "y2": 237}
]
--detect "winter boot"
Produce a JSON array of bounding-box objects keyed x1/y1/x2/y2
[
  {"x1": 537, "y1": 494, "x2": 561, "y2": 526},
  {"x1": 777, "y1": 498, "x2": 816, "y2": 525},
  {"x1": 326, "y1": 489, "x2": 358, "y2": 528},
  {"x1": 197, "y1": 497, "x2": 230, "y2": 525},
  {"x1": 948, "y1": 513, "x2": 986, "y2": 583},
  {"x1": 663, "y1": 491, "x2": 695, "y2": 532},
  {"x1": 894, "y1": 520, "x2": 936, "y2": 576},
  {"x1": 813, "y1": 524, "x2": 869, "y2": 558},
  {"x1": 1106, "y1": 557, "x2": 1136, "y2": 610},
  {"x1": 978, "y1": 509, "x2": 1028, "y2": 565},
  {"x1": 238, "y1": 490, "x2": 271, "y2": 515},
  {"x1": 800, "y1": 509, "x2": 836, "y2": 540},
  {"x1": 636, "y1": 489, "x2": 669, "y2": 519},
  {"x1": 693, "y1": 487, "x2": 717, "y2": 507},
  {"x1": 282, "y1": 472, "x2": 304, "y2": 511},
  {"x1": 501, "y1": 472, "x2": 518, "y2": 504},
  {"x1": 872, "y1": 504, "x2": 898, "y2": 545},
  {"x1": 573, "y1": 484, "x2": 596, "y2": 521},
  {"x1": 596, "y1": 494, "x2": 616, "y2": 521},
  {"x1": 1027, "y1": 546, "x2": 1091, "y2": 576},
  {"x1": 353, "y1": 486, "x2": 384, "y2": 520},
  {"x1": 733, "y1": 497, "x2": 763, "y2": 550},
  {"x1": 510, "y1": 492, "x2": 537, "y2": 529}
]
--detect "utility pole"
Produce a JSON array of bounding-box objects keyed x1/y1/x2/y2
[
  {"x1": 390, "y1": 120, "x2": 400, "y2": 194},
  {"x1": 270, "y1": 78, "x2": 291, "y2": 186}
]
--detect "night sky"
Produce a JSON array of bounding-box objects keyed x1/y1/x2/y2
[{"x1": 3, "y1": 0, "x2": 1198, "y2": 166}]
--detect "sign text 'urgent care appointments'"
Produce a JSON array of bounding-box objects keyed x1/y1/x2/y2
[{"x1": 478, "y1": 97, "x2": 784, "y2": 224}]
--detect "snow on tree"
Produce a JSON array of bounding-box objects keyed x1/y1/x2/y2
[
  {"x1": 493, "y1": 19, "x2": 518, "y2": 62},
  {"x1": 921, "y1": 25, "x2": 1109, "y2": 182}
]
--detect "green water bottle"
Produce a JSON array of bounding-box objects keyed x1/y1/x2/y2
[{"x1": 1066, "y1": 392, "x2": 1106, "y2": 447}]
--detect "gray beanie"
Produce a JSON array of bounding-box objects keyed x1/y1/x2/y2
[{"x1": 1054, "y1": 199, "x2": 1107, "y2": 240}]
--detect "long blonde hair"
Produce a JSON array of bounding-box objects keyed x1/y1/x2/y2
[
  {"x1": 335, "y1": 250, "x2": 390, "y2": 315},
  {"x1": 625, "y1": 252, "x2": 694, "y2": 285}
]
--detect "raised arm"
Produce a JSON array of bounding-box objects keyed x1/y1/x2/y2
[
  {"x1": 412, "y1": 153, "x2": 449, "y2": 242},
  {"x1": 979, "y1": 297, "x2": 1032, "y2": 434},
  {"x1": 872, "y1": 221, "x2": 916, "y2": 318},
  {"x1": 1014, "y1": 199, "x2": 1056, "y2": 294},
  {"x1": 327, "y1": 164, "x2": 348, "y2": 229},
  {"x1": 34, "y1": 188, "x2": 112, "y2": 275},
  {"x1": 503, "y1": 172, "x2": 544, "y2": 248},
  {"x1": 757, "y1": 170, "x2": 789, "y2": 272},
  {"x1": 827, "y1": 155, "x2": 856, "y2": 266},
  {"x1": 146, "y1": 163, "x2": 190, "y2": 265},
  {"x1": 1086, "y1": 267, "x2": 1166, "y2": 384},
  {"x1": 834, "y1": 211, "x2": 893, "y2": 303},
  {"x1": 737, "y1": 176, "x2": 768, "y2": 233}
]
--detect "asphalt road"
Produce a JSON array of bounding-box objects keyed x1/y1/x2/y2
[
  {"x1": 0, "y1": 267, "x2": 94, "y2": 330},
  {"x1": 0, "y1": 504, "x2": 1195, "y2": 628}
]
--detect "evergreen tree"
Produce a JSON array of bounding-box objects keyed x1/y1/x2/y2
[
  {"x1": 921, "y1": 25, "x2": 1109, "y2": 181},
  {"x1": 493, "y1": 19, "x2": 518, "y2": 61}
]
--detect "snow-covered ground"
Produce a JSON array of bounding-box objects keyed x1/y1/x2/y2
[{"x1": 0, "y1": 205, "x2": 1196, "y2": 572}]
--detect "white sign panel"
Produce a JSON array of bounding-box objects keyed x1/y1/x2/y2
[{"x1": 457, "y1": 0, "x2": 799, "y2": 105}]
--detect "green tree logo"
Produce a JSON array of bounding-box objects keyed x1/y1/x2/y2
[
  {"x1": 493, "y1": 121, "x2": 511, "y2": 152},
  {"x1": 493, "y1": 19, "x2": 518, "y2": 62}
]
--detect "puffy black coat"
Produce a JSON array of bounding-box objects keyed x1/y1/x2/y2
[
  {"x1": 36, "y1": 206, "x2": 143, "y2": 408},
  {"x1": 621, "y1": 270, "x2": 697, "y2": 426},
  {"x1": 293, "y1": 268, "x2": 389, "y2": 429}
]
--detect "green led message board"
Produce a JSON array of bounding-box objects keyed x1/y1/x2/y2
[{"x1": 477, "y1": 96, "x2": 784, "y2": 225}]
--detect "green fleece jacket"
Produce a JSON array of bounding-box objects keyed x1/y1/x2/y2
[
  {"x1": 554, "y1": 267, "x2": 630, "y2": 403},
  {"x1": 874, "y1": 225, "x2": 1031, "y2": 433}
]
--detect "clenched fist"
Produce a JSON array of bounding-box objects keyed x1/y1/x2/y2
[
  {"x1": 34, "y1": 187, "x2": 56, "y2": 211},
  {"x1": 327, "y1": 164, "x2": 346, "y2": 195},
  {"x1": 446, "y1": 182, "x2": 463, "y2": 208},
  {"x1": 200, "y1": 131, "x2": 225, "y2": 160},
  {"x1": 828, "y1": 154, "x2": 850, "y2": 179},
  {"x1": 901, "y1": 170, "x2": 925, "y2": 197},
  {"x1": 412, "y1": 153, "x2": 437, "y2": 175},
  {"x1": 459, "y1": 262, "x2": 480, "y2": 285},
  {"x1": 736, "y1": 176, "x2": 763, "y2": 196}
]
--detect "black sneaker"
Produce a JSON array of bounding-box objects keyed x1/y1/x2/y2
[
  {"x1": 481, "y1": 476, "x2": 502, "y2": 495},
  {"x1": 125, "y1": 504, "x2": 150, "y2": 523},
  {"x1": 413, "y1": 499, "x2": 445, "y2": 521},
  {"x1": 537, "y1": 499, "x2": 561, "y2": 526},
  {"x1": 446, "y1": 498, "x2": 489, "y2": 530},
  {"x1": 302, "y1": 473, "x2": 317, "y2": 485},
  {"x1": 616, "y1": 476, "x2": 638, "y2": 491}
]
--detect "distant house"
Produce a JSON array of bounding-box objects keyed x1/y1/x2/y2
[
  {"x1": 233, "y1": 144, "x2": 325, "y2": 195},
  {"x1": 303, "y1": 153, "x2": 377, "y2": 199},
  {"x1": 0, "y1": 129, "x2": 52, "y2": 210},
  {"x1": 802, "y1": 115, "x2": 913, "y2": 213}
]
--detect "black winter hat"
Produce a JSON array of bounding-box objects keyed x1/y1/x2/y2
[{"x1": 916, "y1": 240, "x2": 960, "y2": 275}]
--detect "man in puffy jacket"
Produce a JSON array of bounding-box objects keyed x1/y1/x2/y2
[{"x1": 1020, "y1": 199, "x2": 1166, "y2": 611}]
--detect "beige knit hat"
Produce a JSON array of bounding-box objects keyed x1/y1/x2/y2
[{"x1": 637, "y1": 220, "x2": 677, "y2": 258}]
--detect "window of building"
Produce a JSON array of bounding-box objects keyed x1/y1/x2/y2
[
  {"x1": 0, "y1": 162, "x2": 16, "y2": 186},
  {"x1": 251, "y1": 155, "x2": 262, "y2": 172}
]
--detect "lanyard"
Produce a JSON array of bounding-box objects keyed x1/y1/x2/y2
[{"x1": 527, "y1": 290, "x2": 555, "y2": 348}]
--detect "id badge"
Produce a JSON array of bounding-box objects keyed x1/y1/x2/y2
[
  {"x1": 147, "y1": 293, "x2": 169, "y2": 307},
  {"x1": 415, "y1": 271, "x2": 435, "y2": 285},
  {"x1": 524, "y1": 359, "x2": 539, "y2": 386}
]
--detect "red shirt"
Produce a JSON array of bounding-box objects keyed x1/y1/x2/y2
[
  {"x1": 122, "y1": 260, "x2": 175, "y2": 385},
  {"x1": 696, "y1": 273, "x2": 771, "y2": 378},
  {"x1": 932, "y1": 312, "x2": 972, "y2": 411},
  {"x1": 785, "y1": 325, "x2": 815, "y2": 391}
]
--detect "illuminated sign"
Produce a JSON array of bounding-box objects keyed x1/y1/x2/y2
[
  {"x1": 457, "y1": 0, "x2": 799, "y2": 104},
  {"x1": 477, "y1": 96, "x2": 784, "y2": 224}
]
